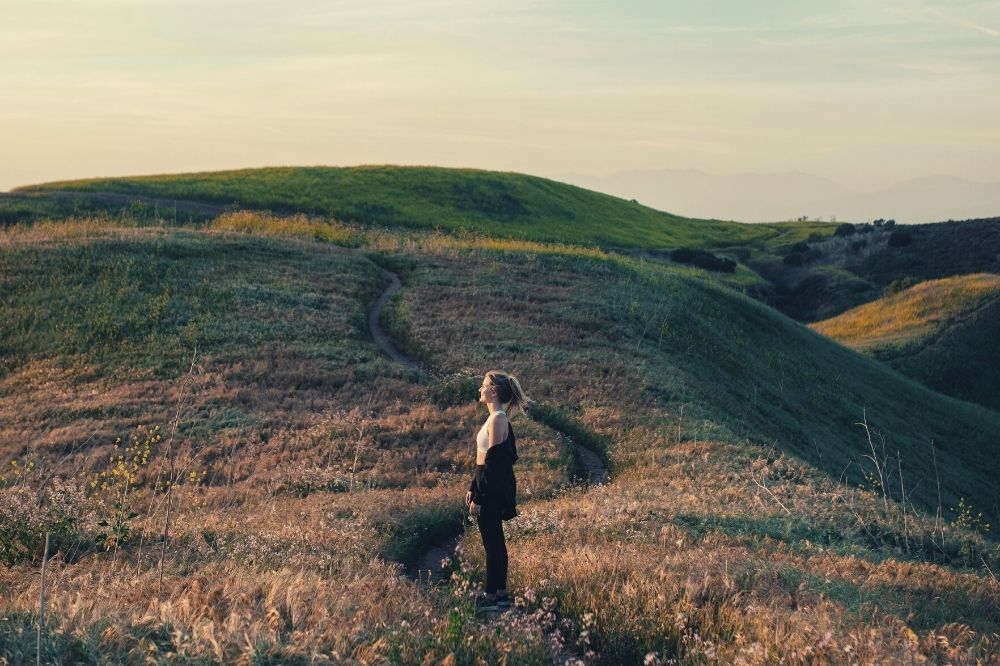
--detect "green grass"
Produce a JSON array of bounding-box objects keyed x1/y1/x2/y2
[
  {"x1": 0, "y1": 192, "x2": 218, "y2": 227},
  {"x1": 378, "y1": 500, "x2": 466, "y2": 568},
  {"x1": 18, "y1": 165, "x2": 791, "y2": 249},
  {"x1": 0, "y1": 231, "x2": 384, "y2": 379}
]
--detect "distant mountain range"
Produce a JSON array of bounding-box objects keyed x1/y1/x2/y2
[{"x1": 560, "y1": 168, "x2": 1000, "y2": 224}]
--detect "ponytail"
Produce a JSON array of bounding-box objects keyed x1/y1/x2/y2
[{"x1": 486, "y1": 370, "x2": 534, "y2": 418}]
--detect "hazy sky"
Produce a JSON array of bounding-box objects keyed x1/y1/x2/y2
[{"x1": 2, "y1": 0, "x2": 998, "y2": 192}]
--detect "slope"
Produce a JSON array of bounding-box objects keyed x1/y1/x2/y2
[
  {"x1": 811, "y1": 273, "x2": 1000, "y2": 411},
  {"x1": 2, "y1": 209, "x2": 999, "y2": 662},
  {"x1": 15, "y1": 165, "x2": 784, "y2": 249}
]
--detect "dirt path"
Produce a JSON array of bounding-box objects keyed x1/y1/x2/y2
[
  {"x1": 367, "y1": 268, "x2": 423, "y2": 373},
  {"x1": 574, "y1": 440, "x2": 609, "y2": 485}
]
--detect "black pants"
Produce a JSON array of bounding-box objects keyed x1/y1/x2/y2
[{"x1": 477, "y1": 503, "x2": 508, "y2": 594}]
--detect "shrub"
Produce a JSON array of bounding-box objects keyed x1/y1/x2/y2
[
  {"x1": 277, "y1": 464, "x2": 350, "y2": 497},
  {"x1": 669, "y1": 248, "x2": 736, "y2": 273},
  {"x1": 783, "y1": 252, "x2": 806, "y2": 267},
  {"x1": 834, "y1": 223, "x2": 856, "y2": 237},
  {"x1": 429, "y1": 367, "x2": 482, "y2": 408},
  {"x1": 0, "y1": 478, "x2": 89, "y2": 565},
  {"x1": 888, "y1": 230, "x2": 913, "y2": 247},
  {"x1": 883, "y1": 276, "x2": 919, "y2": 296}
]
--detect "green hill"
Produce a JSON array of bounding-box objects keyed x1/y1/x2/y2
[
  {"x1": 15, "y1": 165, "x2": 786, "y2": 249},
  {"x1": 812, "y1": 274, "x2": 1000, "y2": 410}
]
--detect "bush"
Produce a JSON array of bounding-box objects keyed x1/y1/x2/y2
[
  {"x1": 834, "y1": 223, "x2": 856, "y2": 237},
  {"x1": 429, "y1": 368, "x2": 482, "y2": 408},
  {"x1": 0, "y1": 479, "x2": 89, "y2": 565},
  {"x1": 888, "y1": 230, "x2": 913, "y2": 247},
  {"x1": 884, "y1": 276, "x2": 919, "y2": 296},
  {"x1": 669, "y1": 248, "x2": 736, "y2": 273}
]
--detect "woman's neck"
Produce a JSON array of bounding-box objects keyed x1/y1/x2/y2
[{"x1": 487, "y1": 402, "x2": 505, "y2": 416}]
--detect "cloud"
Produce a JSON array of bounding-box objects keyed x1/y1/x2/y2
[{"x1": 910, "y1": 5, "x2": 1000, "y2": 37}]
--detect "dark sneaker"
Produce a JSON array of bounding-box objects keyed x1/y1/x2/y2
[
  {"x1": 474, "y1": 593, "x2": 499, "y2": 613},
  {"x1": 495, "y1": 592, "x2": 512, "y2": 609}
]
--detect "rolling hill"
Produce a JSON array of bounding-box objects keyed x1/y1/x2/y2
[
  {"x1": 812, "y1": 273, "x2": 1000, "y2": 411},
  {"x1": 14, "y1": 165, "x2": 784, "y2": 249}
]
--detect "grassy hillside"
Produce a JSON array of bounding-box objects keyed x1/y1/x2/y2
[
  {"x1": 812, "y1": 274, "x2": 1000, "y2": 411},
  {"x1": 376, "y1": 229, "x2": 1000, "y2": 525},
  {"x1": 16, "y1": 165, "x2": 790, "y2": 249},
  {"x1": 2, "y1": 209, "x2": 998, "y2": 662},
  {"x1": 12, "y1": 167, "x2": 998, "y2": 328}
]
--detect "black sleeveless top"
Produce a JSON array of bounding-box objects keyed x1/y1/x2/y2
[{"x1": 469, "y1": 423, "x2": 518, "y2": 520}]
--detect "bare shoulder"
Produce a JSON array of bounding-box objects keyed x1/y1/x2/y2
[{"x1": 487, "y1": 412, "x2": 510, "y2": 445}]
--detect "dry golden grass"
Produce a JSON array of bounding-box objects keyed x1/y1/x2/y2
[
  {"x1": 811, "y1": 273, "x2": 1000, "y2": 351},
  {"x1": 211, "y1": 210, "x2": 364, "y2": 247},
  {"x1": 460, "y1": 437, "x2": 1000, "y2": 663}
]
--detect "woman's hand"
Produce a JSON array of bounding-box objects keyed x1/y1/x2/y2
[
  {"x1": 465, "y1": 490, "x2": 473, "y2": 508},
  {"x1": 470, "y1": 502, "x2": 482, "y2": 517}
]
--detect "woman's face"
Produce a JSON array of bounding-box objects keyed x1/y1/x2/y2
[{"x1": 479, "y1": 376, "x2": 495, "y2": 404}]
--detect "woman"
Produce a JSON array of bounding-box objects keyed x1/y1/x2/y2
[{"x1": 466, "y1": 370, "x2": 532, "y2": 612}]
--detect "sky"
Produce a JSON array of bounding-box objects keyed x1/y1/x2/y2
[{"x1": 2, "y1": 0, "x2": 999, "y2": 194}]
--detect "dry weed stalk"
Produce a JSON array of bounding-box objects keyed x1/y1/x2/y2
[
  {"x1": 350, "y1": 380, "x2": 381, "y2": 494},
  {"x1": 36, "y1": 530, "x2": 50, "y2": 666},
  {"x1": 156, "y1": 346, "x2": 199, "y2": 595},
  {"x1": 749, "y1": 470, "x2": 793, "y2": 516},
  {"x1": 857, "y1": 409, "x2": 889, "y2": 515}
]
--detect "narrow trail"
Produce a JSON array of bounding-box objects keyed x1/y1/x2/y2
[
  {"x1": 365, "y1": 263, "x2": 611, "y2": 589},
  {"x1": 367, "y1": 268, "x2": 423, "y2": 373}
]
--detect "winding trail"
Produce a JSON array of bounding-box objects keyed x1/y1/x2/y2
[
  {"x1": 574, "y1": 440, "x2": 609, "y2": 485},
  {"x1": 365, "y1": 262, "x2": 611, "y2": 588},
  {"x1": 367, "y1": 268, "x2": 423, "y2": 373}
]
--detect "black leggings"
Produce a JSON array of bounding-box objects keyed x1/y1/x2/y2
[{"x1": 477, "y1": 504, "x2": 508, "y2": 594}]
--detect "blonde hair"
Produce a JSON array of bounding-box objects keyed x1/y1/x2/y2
[{"x1": 485, "y1": 370, "x2": 534, "y2": 418}]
